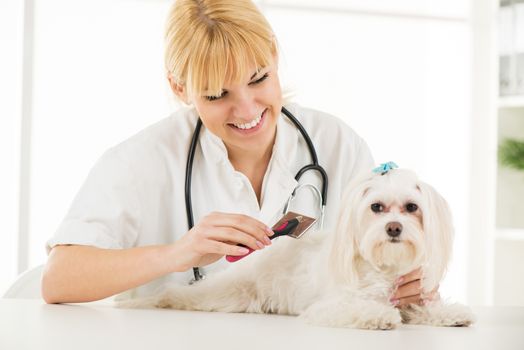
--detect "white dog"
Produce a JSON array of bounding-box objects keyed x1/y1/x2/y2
[{"x1": 119, "y1": 167, "x2": 474, "y2": 329}]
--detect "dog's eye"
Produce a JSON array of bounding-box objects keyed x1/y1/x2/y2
[
  {"x1": 405, "y1": 203, "x2": 418, "y2": 213},
  {"x1": 371, "y1": 203, "x2": 384, "y2": 213}
]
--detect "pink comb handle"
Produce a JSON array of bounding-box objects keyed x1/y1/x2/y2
[
  {"x1": 274, "y1": 221, "x2": 288, "y2": 231},
  {"x1": 226, "y1": 248, "x2": 255, "y2": 262}
]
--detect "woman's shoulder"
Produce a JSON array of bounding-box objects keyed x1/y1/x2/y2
[
  {"x1": 128, "y1": 106, "x2": 198, "y2": 147},
  {"x1": 100, "y1": 106, "x2": 199, "y2": 168},
  {"x1": 283, "y1": 103, "x2": 365, "y2": 146}
]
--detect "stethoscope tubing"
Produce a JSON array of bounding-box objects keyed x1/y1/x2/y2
[
  {"x1": 184, "y1": 118, "x2": 204, "y2": 282},
  {"x1": 281, "y1": 107, "x2": 328, "y2": 206},
  {"x1": 185, "y1": 106, "x2": 327, "y2": 283}
]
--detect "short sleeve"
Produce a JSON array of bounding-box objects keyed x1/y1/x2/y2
[{"x1": 46, "y1": 149, "x2": 141, "y2": 254}]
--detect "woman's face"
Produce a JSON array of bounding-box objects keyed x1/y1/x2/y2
[{"x1": 185, "y1": 59, "x2": 282, "y2": 157}]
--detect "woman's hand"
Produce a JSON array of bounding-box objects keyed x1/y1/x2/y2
[
  {"x1": 389, "y1": 268, "x2": 440, "y2": 307},
  {"x1": 172, "y1": 212, "x2": 274, "y2": 270}
]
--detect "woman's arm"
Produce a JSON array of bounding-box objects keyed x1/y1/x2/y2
[
  {"x1": 42, "y1": 244, "x2": 182, "y2": 304},
  {"x1": 42, "y1": 212, "x2": 274, "y2": 304}
]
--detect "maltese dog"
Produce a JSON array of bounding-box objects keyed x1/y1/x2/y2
[{"x1": 119, "y1": 166, "x2": 475, "y2": 330}]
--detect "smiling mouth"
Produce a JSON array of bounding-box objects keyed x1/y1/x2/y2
[
  {"x1": 388, "y1": 238, "x2": 401, "y2": 243},
  {"x1": 229, "y1": 109, "x2": 267, "y2": 130}
]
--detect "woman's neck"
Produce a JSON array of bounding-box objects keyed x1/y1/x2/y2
[{"x1": 226, "y1": 138, "x2": 275, "y2": 204}]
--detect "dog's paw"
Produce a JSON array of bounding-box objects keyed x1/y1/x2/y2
[
  {"x1": 429, "y1": 303, "x2": 475, "y2": 327},
  {"x1": 403, "y1": 302, "x2": 475, "y2": 327},
  {"x1": 352, "y1": 306, "x2": 402, "y2": 330}
]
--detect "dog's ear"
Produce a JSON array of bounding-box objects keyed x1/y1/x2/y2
[
  {"x1": 417, "y1": 181, "x2": 454, "y2": 293},
  {"x1": 328, "y1": 180, "x2": 366, "y2": 287}
]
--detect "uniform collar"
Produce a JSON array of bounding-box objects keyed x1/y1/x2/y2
[
  {"x1": 196, "y1": 107, "x2": 300, "y2": 223},
  {"x1": 269, "y1": 109, "x2": 300, "y2": 178},
  {"x1": 198, "y1": 107, "x2": 300, "y2": 169},
  {"x1": 199, "y1": 121, "x2": 229, "y2": 165},
  {"x1": 258, "y1": 113, "x2": 299, "y2": 223}
]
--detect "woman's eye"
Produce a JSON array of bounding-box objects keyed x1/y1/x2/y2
[
  {"x1": 371, "y1": 203, "x2": 384, "y2": 213},
  {"x1": 249, "y1": 73, "x2": 269, "y2": 85},
  {"x1": 204, "y1": 91, "x2": 227, "y2": 101},
  {"x1": 204, "y1": 74, "x2": 268, "y2": 101},
  {"x1": 405, "y1": 203, "x2": 418, "y2": 213}
]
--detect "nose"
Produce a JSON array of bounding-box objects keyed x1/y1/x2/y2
[
  {"x1": 232, "y1": 89, "x2": 258, "y2": 119},
  {"x1": 386, "y1": 222, "x2": 403, "y2": 237}
]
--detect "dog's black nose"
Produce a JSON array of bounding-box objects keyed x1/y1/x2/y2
[{"x1": 386, "y1": 222, "x2": 402, "y2": 237}]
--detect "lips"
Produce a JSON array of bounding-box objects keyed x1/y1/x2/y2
[
  {"x1": 228, "y1": 109, "x2": 267, "y2": 134},
  {"x1": 232, "y1": 114, "x2": 263, "y2": 130}
]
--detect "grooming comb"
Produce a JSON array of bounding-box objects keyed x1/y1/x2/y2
[{"x1": 225, "y1": 212, "x2": 317, "y2": 262}]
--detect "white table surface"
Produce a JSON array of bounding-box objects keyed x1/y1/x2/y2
[{"x1": 1, "y1": 298, "x2": 523, "y2": 350}]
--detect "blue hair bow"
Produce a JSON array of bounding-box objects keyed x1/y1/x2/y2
[{"x1": 372, "y1": 161, "x2": 399, "y2": 175}]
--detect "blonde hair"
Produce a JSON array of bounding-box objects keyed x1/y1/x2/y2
[{"x1": 164, "y1": 0, "x2": 278, "y2": 98}]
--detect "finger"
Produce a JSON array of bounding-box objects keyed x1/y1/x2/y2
[
  {"x1": 418, "y1": 284, "x2": 440, "y2": 299},
  {"x1": 430, "y1": 291, "x2": 441, "y2": 301},
  {"x1": 394, "y1": 294, "x2": 424, "y2": 308},
  {"x1": 431, "y1": 284, "x2": 440, "y2": 294},
  {"x1": 207, "y1": 227, "x2": 265, "y2": 251},
  {"x1": 208, "y1": 213, "x2": 273, "y2": 244},
  {"x1": 392, "y1": 288, "x2": 441, "y2": 308},
  {"x1": 208, "y1": 212, "x2": 269, "y2": 232},
  {"x1": 422, "y1": 288, "x2": 440, "y2": 302},
  {"x1": 393, "y1": 279, "x2": 421, "y2": 300},
  {"x1": 204, "y1": 239, "x2": 252, "y2": 257},
  {"x1": 398, "y1": 267, "x2": 422, "y2": 285}
]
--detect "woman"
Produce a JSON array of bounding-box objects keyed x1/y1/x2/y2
[{"x1": 42, "y1": 0, "x2": 436, "y2": 307}]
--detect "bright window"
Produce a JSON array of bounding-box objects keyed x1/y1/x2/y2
[{"x1": 0, "y1": 0, "x2": 24, "y2": 295}]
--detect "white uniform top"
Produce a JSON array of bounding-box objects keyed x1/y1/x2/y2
[{"x1": 46, "y1": 103, "x2": 374, "y2": 299}]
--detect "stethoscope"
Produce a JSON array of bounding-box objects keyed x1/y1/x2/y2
[{"x1": 185, "y1": 106, "x2": 328, "y2": 284}]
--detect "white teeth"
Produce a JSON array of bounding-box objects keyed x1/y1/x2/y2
[{"x1": 233, "y1": 113, "x2": 263, "y2": 130}]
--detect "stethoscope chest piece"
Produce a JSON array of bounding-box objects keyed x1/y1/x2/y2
[{"x1": 283, "y1": 183, "x2": 325, "y2": 230}]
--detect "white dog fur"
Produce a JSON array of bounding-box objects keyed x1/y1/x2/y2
[{"x1": 118, "y1": 168, "x2": 475, "y2": 329}]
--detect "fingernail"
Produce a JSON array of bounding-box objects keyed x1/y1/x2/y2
[
  {"x1": 266, "y1": 226, "x2": 274, "y2": 236},
  {"x1": 256, "y1": 241, "x2": 265, "y2": 249},
  {"x1": 390, "y1": 299, "x2": 400, "y2": 306},
  {"x1": 392, "y1": 284, "x2": 399, "y2": 293},
  {"x1": 263, "y1": 236, "x2": 271, "y2": 245},
  {"x1": 395, "y1": 277, "x2": 403, "y2": 285},
  {"x1": 238, "y1": 247, "x2": 250, "y2": 254}
]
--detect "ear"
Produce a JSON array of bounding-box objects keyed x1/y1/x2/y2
[
  {"x1": 167, "y1": 73, "x2": 190, "y2": 105},
  {"x1": 328, "y1": 177, "x2": 369, "y2": 287},
  {"x1": 418, "y1": 181, "x2": 454, "y2": 293}
]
